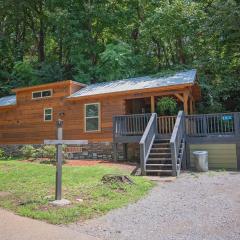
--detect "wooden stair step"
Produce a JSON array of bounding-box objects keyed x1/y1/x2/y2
[
  {"x1": 148, "y1": 158, "x2": 172, "y2": 161},
  {"x1": 149, "y1": 153, "x2": 171, "y2": 155},
  {"x1": 145, "y1": 169, "x2": 172, "y2": 173},
  {"x1": 151, "y1": 147, "x2": 170, "y2": 149},
  {"x1": 146, "y1": 164, "x2": 172, "y2": 166}
]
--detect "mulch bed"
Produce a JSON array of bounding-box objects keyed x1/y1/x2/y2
[{"x1": 65, "y1": 160, "x2": 137, "y2": 173}]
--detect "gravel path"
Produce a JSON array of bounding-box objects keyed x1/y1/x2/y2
[{"x1": 69, "y1": 171, "x2": 240, "y2": 240}]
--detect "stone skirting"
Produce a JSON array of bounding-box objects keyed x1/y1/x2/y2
[
  {"x1": 0, "y1": 142, "x2": 140, "y2": 161},
  {"x1": 68, "y1": 142, "x2": 123, "y2": 161}
]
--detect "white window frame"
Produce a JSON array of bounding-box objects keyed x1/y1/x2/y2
[
  {"x1": 84, "y1": 103, "x2": 101, "y2": 132},
  {"x1": 32, "y1": 89, "x2": 53, "y2": 100},
  {"x1": 44, "y1": 108, "x2": 53, "y2": 122}
]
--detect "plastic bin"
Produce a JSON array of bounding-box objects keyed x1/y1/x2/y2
[{"x1": 193, "y1": 151, "x2": 208, "y2": 172}]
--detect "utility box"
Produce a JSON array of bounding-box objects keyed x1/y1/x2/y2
[{"x1": 193, "y1": 151, "x2": 208, "y2": 172}]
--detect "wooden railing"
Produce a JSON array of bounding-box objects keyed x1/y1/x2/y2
[
  {"x1": 140, "y1": 113, "x2": 157, "y2": 175},
  {"x1": 186, "y1": 112, "x2": 240, "y2": 137},
  {"x1": 157, "y1": 116, "x2": 177, "y2": 135},
  {"x1": 170, "y1": 111, "x2": 185, "y2": 176},
  {"x1": 113, "y1": 113, "x2": 152, "y2": 137}
]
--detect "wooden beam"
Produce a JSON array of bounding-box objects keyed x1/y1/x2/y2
[
  {"x1": 175, "y1": 93, "x2": 184, "y2": 102},
  {"x1": 189, "y1": 97, "x2": 193, "y2": 114},
  {"x1": 151, "y1": 96, "x2": 155, "y2": 113},
  {"x1": 183, "y1": 91, "x2": 189, "y2": 114}
]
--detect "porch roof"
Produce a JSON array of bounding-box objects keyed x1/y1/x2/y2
[
  {"x1": 70, "y1": 69, "x2": 197, "y2": 99},
  {"x1": 0, "y1": 95, "x2": 16, "y2": 107}
]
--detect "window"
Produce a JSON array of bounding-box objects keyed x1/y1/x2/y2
[
  {"x1": 85, "y1": 103, "x2": 100, "y2": 132},
  {"x1": 44, "y1": 108, "x2": 53, "y2": 121},
  {"x1": 32, "y1": 90, "x2": 52, "y2": 99}
]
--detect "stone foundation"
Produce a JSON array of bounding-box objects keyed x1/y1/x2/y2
[
  {"x1": 69, "y1": 142, "x2": 123, "y2": 161},
  {"x1": 0, "y1": 142, "x2": 140, "y2": 161}
]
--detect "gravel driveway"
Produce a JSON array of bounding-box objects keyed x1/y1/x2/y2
[{"x1": 69, "y1": 171, "x2": 240, "y2": 240}]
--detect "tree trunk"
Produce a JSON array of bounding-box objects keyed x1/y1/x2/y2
[
  {"x1": 38, "y1": 18, "x2": 45, "y2": 62},
  {"x1": 176, "y1": 37, "x2": 185, "y2": 64}
]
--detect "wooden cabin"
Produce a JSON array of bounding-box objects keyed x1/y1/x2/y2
[
  {"x1": 0, "y1": 69, "x2": 199, "y2": 144},
  {"x1": 1, "y1": 69, "x2": 239, "y2": 175}
]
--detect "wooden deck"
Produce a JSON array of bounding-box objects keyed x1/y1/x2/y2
[{"x1": 113, "y1": 112, "x2": 240, "y2": 175}]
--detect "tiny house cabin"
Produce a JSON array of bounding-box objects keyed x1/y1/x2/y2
[{"x1": 0, "y1": 69, "x2": 239, "y2": 175}]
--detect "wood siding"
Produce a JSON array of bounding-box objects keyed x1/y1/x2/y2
[
  {"x1": 0, "y1": 83, "x2": 195, "y2": 144},
  {"x1": 189, "y1": 144, "x2": 237, "y2": 169}
]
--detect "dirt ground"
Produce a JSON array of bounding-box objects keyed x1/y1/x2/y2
[{"x1": 65, "y1": 160, "x2": 137, "y2": 173}]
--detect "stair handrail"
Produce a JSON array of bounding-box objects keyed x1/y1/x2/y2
[
  {"x1": 170, "y1": 111, "x2": 185, "y2": 176},
  {"x1": 140, "y1": 113, "x2": 157, "y2": 175}
]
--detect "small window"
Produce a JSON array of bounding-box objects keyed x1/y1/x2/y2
[
  {"x1": 85, "y1": 103, "x2": 100, "y2": 132},
  {"x1": 32, "y1": 92, "x2": 42, "y2": 99},
  {"x1": 42, "y1": 90, "x2": 52, "y2": 97},
  {"x1": 32, "y1": 90, "x2": 52, "y2": 99},
  {"x1": 44, "y1": 108, "x2": 53, "y2": 121}
]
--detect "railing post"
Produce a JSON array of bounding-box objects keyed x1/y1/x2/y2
[
  {"x1": 153, "y1": 113, "x2": 157, "y2": 134},
  {"x1": 140, "y1": 143, "x2": 145, "y2": 175},
  {"x1": 203, "y1": 115, "x2": 208, "y2": 136},
  {"x1": 234, "y1": 112, "x2": 240, "y2": 136},
  {"x1": 170, "y1": 142, "x2": 177, "y2": 176}
]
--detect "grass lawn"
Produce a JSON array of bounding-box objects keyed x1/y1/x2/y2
[{"x1": 0, "y1": 159, "x2": 153, "y2": 224}]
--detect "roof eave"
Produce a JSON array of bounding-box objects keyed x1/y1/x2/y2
[
  {"x1": 12, "y1": 80, "x2": 86, "y2": 93},
  {"x1": 0, "y1": 104, "x2": 16, "y2": 109},
  {"x1": 67, "y1": 83, "x2": 194, "y2": 101}
]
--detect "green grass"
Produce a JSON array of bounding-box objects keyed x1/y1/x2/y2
[{"x1": 0, "y1": 160, "x2": 153, "y2": 224}]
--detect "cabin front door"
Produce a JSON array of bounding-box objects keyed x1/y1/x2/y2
[{"x1": 125, "y1": 98, "x2": 151, "y2": 114}]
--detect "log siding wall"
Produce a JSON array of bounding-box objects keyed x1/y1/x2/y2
[{"x1": 0, "y1": 83, "x2": 194, "y2": 144}]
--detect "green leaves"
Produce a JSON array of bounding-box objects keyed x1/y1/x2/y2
[
  {"x1": 98, "y1": 42, "x2": 137, "y2": 81},
  {"x1": 0, "y1": 0, "x2": 240, "y2": 112}
]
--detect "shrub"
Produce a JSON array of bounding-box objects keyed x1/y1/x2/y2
[
  {"x1": 157, "y1": 97, "x2": 178, "y2": 116},
  {"x1": 21, "y1": 145, "x2": 37, "y2": 160},
  {"x1": 42, "y1": 145, "x2": 56, "y2": 161},
  {"x1": 0, "y1": 148, "x2": 5, "y2": 159}
]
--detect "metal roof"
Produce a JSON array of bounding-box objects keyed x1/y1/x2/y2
[
  {"x1": 0, "y1": 95, "x2": 16, "y2": 107},
  {"x1": 70, "y1": 69, "x2": 197, "y2": 98}
]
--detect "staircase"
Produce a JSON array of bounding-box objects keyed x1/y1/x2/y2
[
  {"x1": 145, "y1": 138, "x2": 172, "y2": 176},
  {"x1": 145, "y1": 137, "x2": 185, "y2": 176}
]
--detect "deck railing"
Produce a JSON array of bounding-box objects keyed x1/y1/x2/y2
[
  {"x1": 140, "y1": 113, "x2": 157, "y2": 174},
  {"x1": 113, "y1": 113, "x2": 152, "y2": 136},
  {"x1": 170, "y1": 111, "x2": 185, "y2": 176},
  {"x1": 157, "y1": 116, "x2": 177, "y2": 135},
  {"x1": 185, "y1": 112, "x2": 240, "y2": 137}
]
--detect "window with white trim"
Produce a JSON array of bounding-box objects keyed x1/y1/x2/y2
[
  {"x1": 32, "y1": 90, "x2": 52, "y2": 99},
  {"x1": 44, "y1": 108, "x2": 53, "y2": 121},
  {"x1": 85, "y1": 103, "x2": 100, "y2": 132}
]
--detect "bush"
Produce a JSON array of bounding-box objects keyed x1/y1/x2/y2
[
  {"x1": 20, "y1": 145, "x2": 38, "y2": 160},
  {"x1": 42, "y1": 145, "x2": 56, "y2": 161},
  {"x1": 0, "y1": 148, "x2": 5, "y2": 159},
  {"x1": 157, "y1": 97, "x2": 178, "y2": 116}
]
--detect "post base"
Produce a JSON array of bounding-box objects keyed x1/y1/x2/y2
[{"x1": 50, "y1": 199, "x2": 71, "y2": 207}]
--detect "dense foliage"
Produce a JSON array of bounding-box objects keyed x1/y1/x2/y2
[
  {"x1": 0, "y1": 0, "x2": 239, "y2": 112},
  {"x1": 157, "y1": 97, "x2": 178, "y2": 116}
]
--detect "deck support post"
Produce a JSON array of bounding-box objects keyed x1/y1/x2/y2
[
  {"x1": 123, "y1": 143, "x2": 128, "y2": 161},
  {"x1": 113, "y1": 143, "x2": 118, "y2": 162},
  {"x1": 185, "y1": 142, "x2": 191, "y2": 169},
  {"x1": 236, "y1": 143, "x2": 240, "y2": 171}
]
